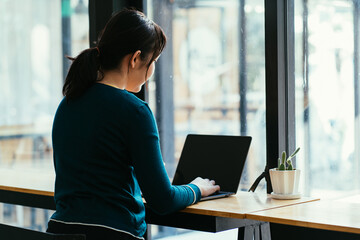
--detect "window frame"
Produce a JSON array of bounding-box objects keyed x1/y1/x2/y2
[{"x1": 248, "y1": 0, "x2": 296, "y2": 193}]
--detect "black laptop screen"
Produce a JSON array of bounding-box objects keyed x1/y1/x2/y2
[{"x1": 172, "y1": 134, "x2": 252, "y2": 193}]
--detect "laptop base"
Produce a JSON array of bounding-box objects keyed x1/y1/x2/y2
[{"x1": 200, "y1": 191, "x2": 235, "y2": 201}]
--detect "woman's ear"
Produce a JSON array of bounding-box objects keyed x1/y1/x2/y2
[{"x1": 130, "y1": 50, "x2": 142, "y2": 68}]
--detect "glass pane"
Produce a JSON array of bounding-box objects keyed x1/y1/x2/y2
[
  {"x1": 295, "y1": 0, "x2": 359, "y2": 198},
  {"x1": 0, "y1": 0, "x2": 89, "y2": 230},
  {"x1": 147, "y1": 0, "x2": 265, "y2": 238}
]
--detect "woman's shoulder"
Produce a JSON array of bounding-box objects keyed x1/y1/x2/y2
[{"x1": 92, "y1": 83, "x2": 150, "y2": 111}]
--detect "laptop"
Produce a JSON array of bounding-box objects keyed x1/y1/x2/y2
[{"x1": 172, "y1": 134, "x2": 252, "y2": 201}]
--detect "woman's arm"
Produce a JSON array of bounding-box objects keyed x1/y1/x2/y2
[{"x1": 128, "y1": 104, "x2": 218, "y2": 215}]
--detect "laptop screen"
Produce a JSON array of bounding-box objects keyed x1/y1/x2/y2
[{"x1": 172, "y1": 134, "x2": 252, "y2": 193}]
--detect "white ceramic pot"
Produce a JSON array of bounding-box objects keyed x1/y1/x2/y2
[{"x1": 269, "y1": 168, "x2": 300, "y2": 195}]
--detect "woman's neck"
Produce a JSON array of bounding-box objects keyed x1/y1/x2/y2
[{"x1": 99, "y1": 70, "x2": 127, "y2": 90}]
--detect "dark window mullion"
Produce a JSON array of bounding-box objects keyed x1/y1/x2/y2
[
  {"x1": 89, "y1": 0, "x2": 113, "y2": 48},
  {"x1": 286, "y1": 0, "x2": 296, "y2": 163},
  {"x1": 89, "y1": 0, "x2": 145, "y2": 100},
  {"x1": 264, "y1": 0, "x2": 293, "y2": 193}
]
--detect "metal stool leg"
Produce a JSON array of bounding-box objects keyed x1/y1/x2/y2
[
  {"x1": 244, "y1": 225, "x2": 255, "y2": 240},
  {"x1": 144, "y1": 224, "x2": 151, "y2": 240},
  {"x1": 260, "y1": 222, "x2": 271, "y2": 240},
  {"x1": 238, "y1": 221, "x2": 271, "y2": 240},
  {"x1": 254, "y1": 224, "x2": 260, "y2": 240}
]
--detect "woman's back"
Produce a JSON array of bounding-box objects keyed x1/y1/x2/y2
[{"x1": 52, "y1": 83, "x2": 148, "y2": 236}]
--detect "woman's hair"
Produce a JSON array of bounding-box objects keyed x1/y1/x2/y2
[{"x1": 63, "y1": 8, "x2": 167, "y2": 100}]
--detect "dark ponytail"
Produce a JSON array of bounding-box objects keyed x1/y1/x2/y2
[
  {"x1": 63, "y1": 8, "x2": 167, "y2": 101},
  {"x1": 62, "y1": 47, "x2": 100, "y2": 100}
]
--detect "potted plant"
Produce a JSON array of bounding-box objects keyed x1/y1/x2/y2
[{"x1": 269, "y1": 147, "x2": 301, "y2": 199}]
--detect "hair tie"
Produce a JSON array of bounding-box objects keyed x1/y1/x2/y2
[{"x1": 95, "y1": 47, "x2": 100, "y2": 54}]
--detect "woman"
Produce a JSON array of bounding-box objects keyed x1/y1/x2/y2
[{"x1": 46, "y1": 9, "x2": 220, "y2": 240}]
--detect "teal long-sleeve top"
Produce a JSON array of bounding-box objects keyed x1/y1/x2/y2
[{"x1": 50, "y1": 83, "x2": 201, "y2": 238}]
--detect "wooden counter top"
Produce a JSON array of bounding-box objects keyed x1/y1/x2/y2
[
  {"x1": 0, "y1": 167, "x2": 319, "y2": 221},
  {"x1": 181, "y1": 191, "x2": 319, "y2": 218},
  {"x1": 246, "y1": 196, "x2": 360, "y2": 234}
]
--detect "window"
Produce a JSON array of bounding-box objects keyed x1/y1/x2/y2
[
  {"x1": 147, "y1": 0, "x2": 265, "y2": 238},
  {"x1": 0, "y1": 0, "x2": 89, "y2": 230},
  {"x1": 295, "y1": 0, "x2": 360, "y2": 198}
]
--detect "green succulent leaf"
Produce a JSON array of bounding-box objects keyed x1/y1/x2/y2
[
  {"x1": 287, "y1": 163, "x2": 293, "y2": 170},
  {"x1": 278, "y1": 147, "x2": 300, "y2": 170},
  {"x1": 290, "y1": 147, "x2": 300, "y2": 158},
  {"x1": 279, "y1": 163, "x2": 286, "y2": 170},
  {"x1": 286, "y1": 159, "x2": 293, "y2": 170},
  {"x1": 281, "y1": 151, "x2": 286, "y2": 164}
]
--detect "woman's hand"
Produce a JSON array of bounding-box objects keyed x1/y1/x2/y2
[{"x1": 190, "y1": 177, "x2": 220, "y2": 197}]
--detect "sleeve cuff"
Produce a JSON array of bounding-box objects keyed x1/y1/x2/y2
[{"x1": 187, "y1": 184, "x2": 201, "y2": 204}]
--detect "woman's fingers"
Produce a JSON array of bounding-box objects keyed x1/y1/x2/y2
[
  {"x1": 190, "y1": 177, "x2": 221, "y2": 197},
  {"x1": 202, "y1": 178, "x2": 215, "y2": 185}
]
